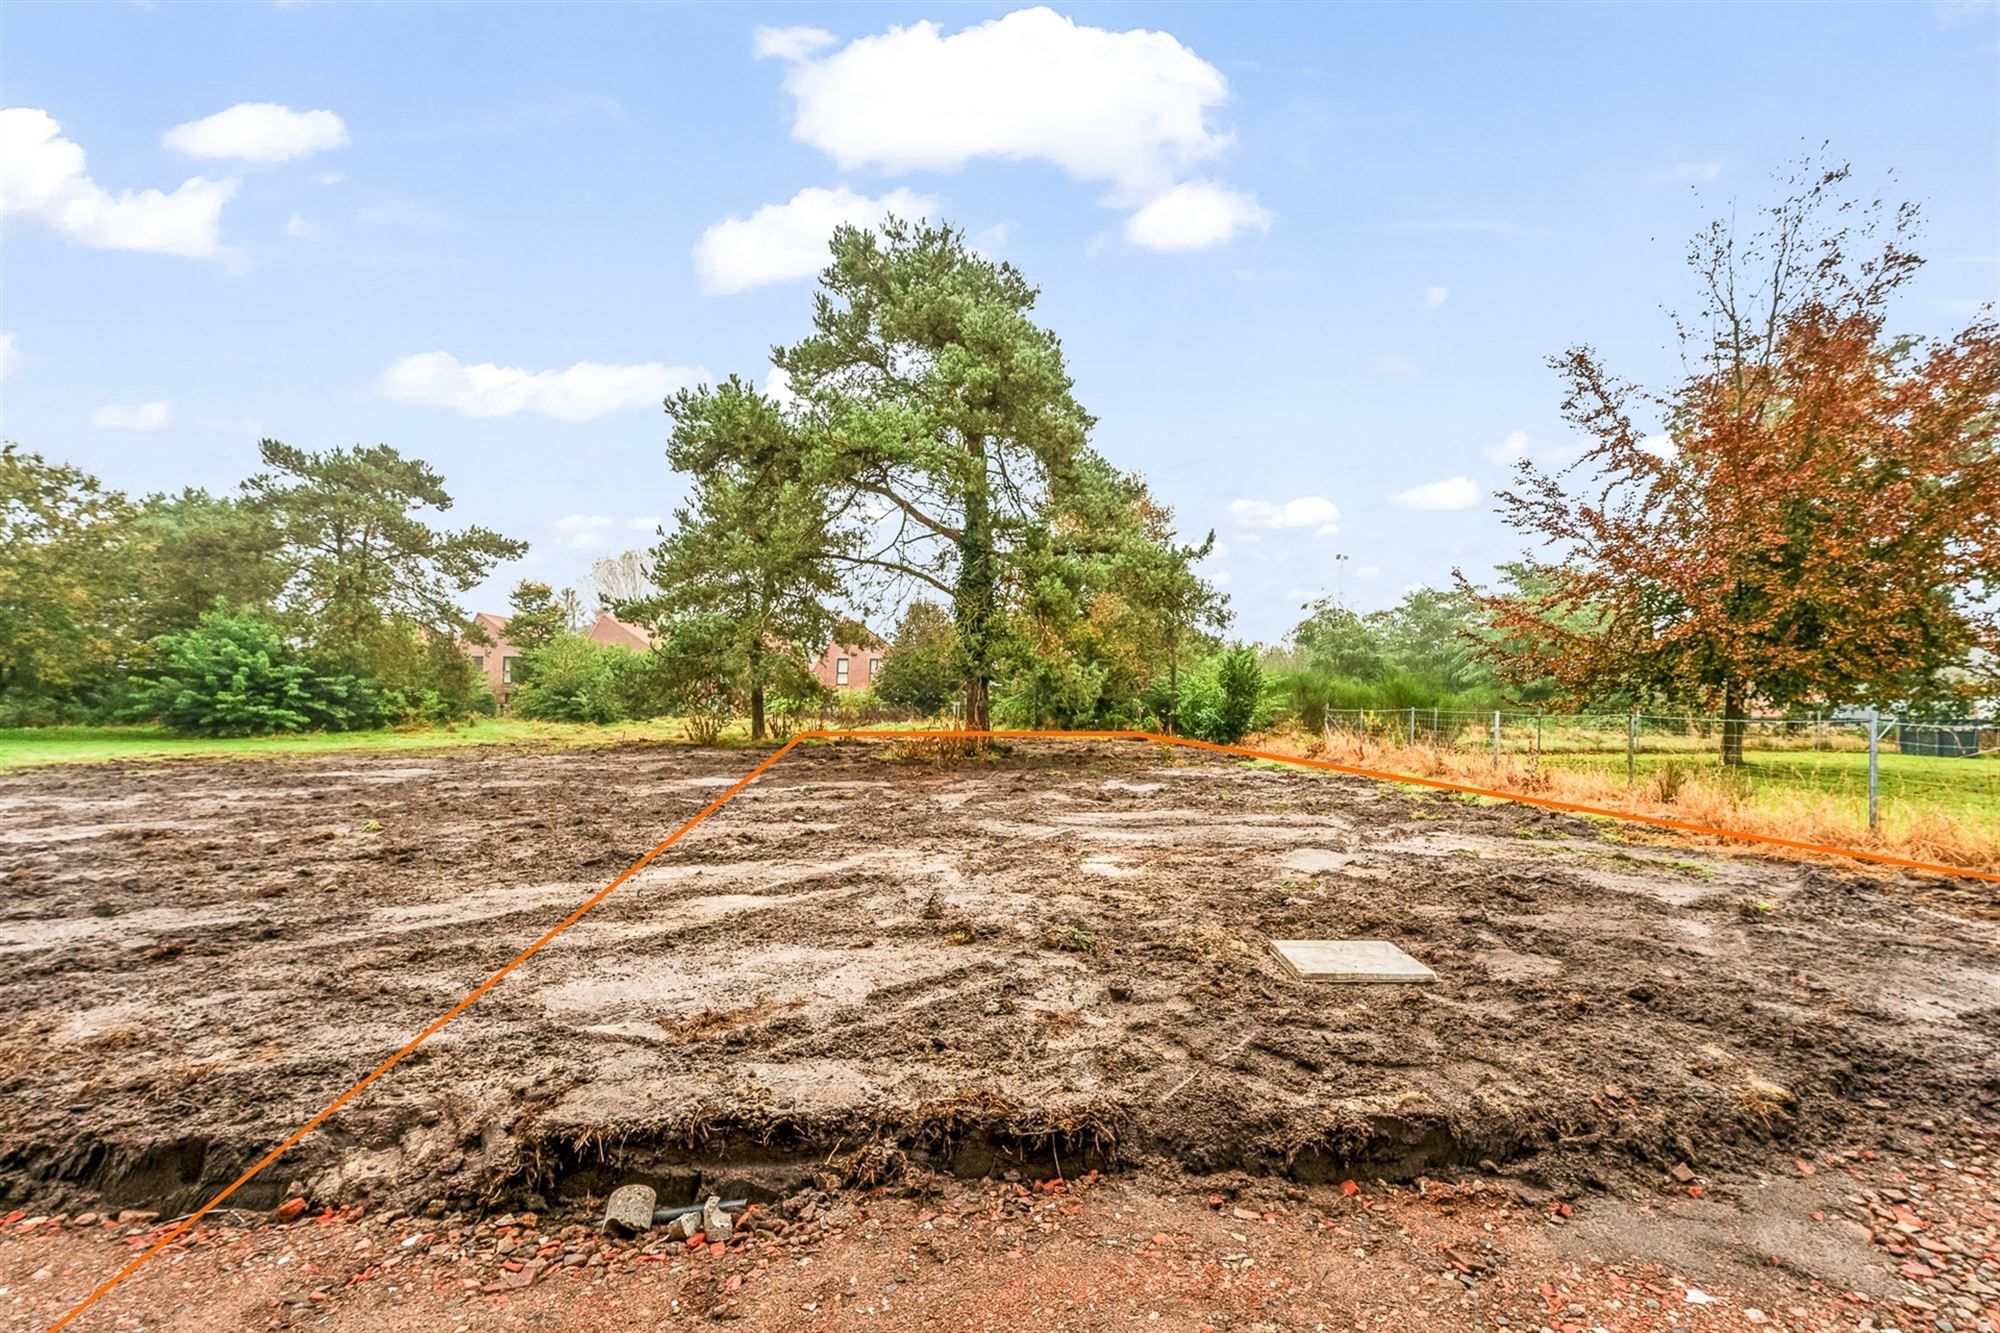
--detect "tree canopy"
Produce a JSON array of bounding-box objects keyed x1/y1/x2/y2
[{"x1": 1469, "y1": 162, "x2": 2000, "y2": 759}]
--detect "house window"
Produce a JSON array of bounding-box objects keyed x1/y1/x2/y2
[
  {"x1": 470, "y1": 654, "x2": 485, "y2": 671},
  {"x1": 869, "y1": 658, "x2": 881, "y2": 682},
  {"x1": 835, "y1": 656, "x2": 849, "y2": 687},
  {"x1": 502, "y1": 655, "x2": 517, "y2": 685}
]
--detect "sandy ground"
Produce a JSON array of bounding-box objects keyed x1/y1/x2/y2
[{"x1": 3, "y1": 737, "x2": 1999, "y2": 1329}]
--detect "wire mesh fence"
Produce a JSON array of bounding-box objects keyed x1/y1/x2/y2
[{"x1": 1321, "y1": 707, "x2": 2000, "y2": 832}]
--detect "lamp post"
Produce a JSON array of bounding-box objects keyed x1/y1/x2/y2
[{"x1": 1334, "y1": 553, "x2": 1349, "y2": 607}]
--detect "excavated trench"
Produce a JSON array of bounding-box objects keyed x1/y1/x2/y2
[{"x1": 3, "y1": 741, "x2": 1997, "y2": 1221}]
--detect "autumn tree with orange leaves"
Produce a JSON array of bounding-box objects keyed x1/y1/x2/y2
[{"x1": 1467, "y1": 162, "x2": 2000, "y2": 764}]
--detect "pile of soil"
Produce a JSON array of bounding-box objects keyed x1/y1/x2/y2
[{"x1": 2, "y1": 739, "x2": 1995, "y2": 1219}]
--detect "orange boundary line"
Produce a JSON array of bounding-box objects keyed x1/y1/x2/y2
[{"x1": 47, "y1": 726, "x2": 1996, "y2": 1329}]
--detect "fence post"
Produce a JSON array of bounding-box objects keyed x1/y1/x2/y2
[
  {"x1": 1431, "y1": 707, "x2": 1438, "y2": 743},
  {"x1": 1409, "y1": 706, "x2": 1417, "y2": 746},
  {"x1": 1867, "y1": 707, "x2": 1880, "y2": 831},
  {"x1": 1535, "y1": 713, "x2": 1542, "y2": 756},
  {"x1": 1627, "y1": 712, "x2": 1637, "y2": 786},
  {"x1": 1492, "y1": 710, "x2": 1501, "y2": 761}
]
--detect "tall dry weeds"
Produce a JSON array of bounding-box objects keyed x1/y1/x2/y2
[{"x1": 1256, "y1": 729, "x2": 2000, "y2": 875}]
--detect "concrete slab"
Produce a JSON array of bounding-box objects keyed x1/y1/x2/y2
[{"x1": 1271, "y1": 939, "x2": 1436, "y2": 984}]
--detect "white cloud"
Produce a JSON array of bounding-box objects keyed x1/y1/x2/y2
[
  {"x1": 1390, "y1": 475, "x2": 1481, "y2": 511},
  {"x1": 1484, "y1": 429, "x2": 1532, "y2": 464},
  {"x1": 763, "y1": 366, "x2": 797, "y2": 407},
  {"x1": 312, "y1": 171, "x2": 346, "y2": 186},
  {"x1": 376, "y1": 352, "x2": 707, "y2": 421},
  {"x1": 1639, "y1": 432, "x2": 1679, "y2": 460},
  {"x1": 284, "y1": 211, "x2": 313, "y2": 238},
  {"x1": 1652, "y1": 160, "x2": 1721, "y2": 183},
  {"x1": 1423, "y1": 284, "x2": 1450, "y2": 309},
  {"x1": 1123, "y1": 180, "x2": 1270, "y2": 252},
  {"x1": 0, "y1": 108, "x2": 237, "y2": 258},
  {"x1": 553, "y1": 514, "x2": 614, "y2": 549},
  {"x1": 753, "y1": 25, "x2": 836, "y2": 61},
  {"x1": 164, "y1": 103, "x2": 348, "y2": 164},
  {"x1": 694, "y1": 185, "x2": 936, "y2": 294},
  {"x1": 1368, "y1": 354, "x2": 1416, "y2": 376},
  {"x1": 0, "y1": 332, "x2": 16, "y2": 380},
  {"x1": 760, "y1": 7, "x2": 1266, "y2": 242},
  {"x1": 91, "y1": 400, "x2": 173, "y2": 431},
  {"x1": 768, "y1": 8, "x2": 1233, "y2": 197},
  {"x1": 1229, "y1": 495, "x2": 1340, "y2": 538}
]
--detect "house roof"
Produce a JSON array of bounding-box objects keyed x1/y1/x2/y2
[{"x1": 587, "y1": 612, "x2": 657, "y2": 651}]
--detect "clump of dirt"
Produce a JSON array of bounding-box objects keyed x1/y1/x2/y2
[{"x1": 1, "y1": 740, "x2": 1996, "y2": 1220}]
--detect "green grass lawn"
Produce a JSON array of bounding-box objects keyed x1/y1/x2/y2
[
  {"x1": 0, "y1": 718, "x2": 727, "y2": 772},
  {"x1": 1541, "y1": 748, "x2": 2000, "y2": 826}
]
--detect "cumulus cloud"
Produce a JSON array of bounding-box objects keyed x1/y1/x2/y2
[
  {"x1": 758, "y1": 7, "x2": 1267, "y2": 250},
  {"x1": 0, "y1": 108, "x2": 237, "y2": 257},
  {"x1": 1229, "y1": 495, "x2": 1340, "y2": 538},
  {"x1": 762, "y1": 366, "x2": 797, "y2": 407},
  {"x1": 1639, "y1": 432, "x2": 1679, "y2": 460},
  {"x1": 91, "y1": 400, "x2": 173, "y2": 431},
  {"x1": 284, "y1": 211, "x2": 313, "y2": 238},
  {"x1": 377, "y1": 352, "x2": 707, "y2": 421},
  {"x1": 1123, "y1": 180, "x2": 1270, "y2": 251},
  {"x1": 694, "y1": 185, "x2": 935, "y2": 294},
  {"x1": 1423, "y1": 284, "x2": 1449, "y2": 309},
  {"x1": 164, "y1": 103, "x2": 349, "y2": 164},
  {"x1": 1390, "y1": 476, "x2": 1481, "y2": 511},
  {"x1": 0, "y1": 332, "x2": 16, "y2": 380},
  {"x1": 753, "y1": 25, "x2": 836, "y2": 61}
]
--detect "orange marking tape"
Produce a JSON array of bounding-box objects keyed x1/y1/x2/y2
[{"x1": 48, "y1": 726, "x2": 1995, "y2": 1328}]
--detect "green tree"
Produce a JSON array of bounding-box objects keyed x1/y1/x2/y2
[
  {"x1": 504, "y1": 580, "x2": 566, "y2": 653},
  {"x1": 1289, "y1": 599, "x2": 1385, "y2": 680},
  {"x1": 126, "y1": 604, "x2": 378, "y2": 737},
  {"x1": 999, "y1": 457, "x2": 1227, "y2": 728},
  {"x1": 130, "y1": 488, "x2": 286, "y2": 641},
  {"x1": 245, "y1": 440, "x2": 526, "y2": 649},
  {"x1": 875, "y1": 600, "x2": 961, "y2": 716},
  {"x1": 1178, "y1": 646, "x2": 1266, "y2": 745},
  {"x1": 1367, "y1": 587, "x2": 1494, "y2": 694},
  {"x1": 643, "y1": 377, "x2": 844, "y2": 741},
  {"x1": 510, "y1": 633, "x2": 624, "y2": 724},
  {"x1": 774, "y1": 218, "x2": 1094, "y2": 729},
  {"x1": 0, "y1": 443, "x2": 138, "y2": 712}
]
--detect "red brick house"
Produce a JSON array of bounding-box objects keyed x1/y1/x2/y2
[
  {"x1": 465, "y1": 612, "x2": 524, "y2": 709},
  {"x1": 809, "y1": 631, "x2": 886, "y2": 692}
]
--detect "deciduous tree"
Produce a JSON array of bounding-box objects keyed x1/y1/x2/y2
[{"x1": 1469, "y1": 162, "x2": 2000, "y2": 761}]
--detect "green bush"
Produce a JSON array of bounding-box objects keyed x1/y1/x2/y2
[
  {"x1": 510, "y1": 634, "x2": 625, "y2": 724},
  {"x1": 126, "y1": 605, "x2": 380, "y2": 737},
  {"x1": 1177, "y1": 647, "x2": 1267, "y2": 744}
]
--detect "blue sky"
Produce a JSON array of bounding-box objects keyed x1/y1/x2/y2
[{"x1": 3, "y1": 1, "x2": 1996, "y2": 642}]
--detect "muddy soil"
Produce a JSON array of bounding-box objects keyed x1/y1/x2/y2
[{"x1": 2, "y1": 739, "x2": 1996, "y2": 1221}]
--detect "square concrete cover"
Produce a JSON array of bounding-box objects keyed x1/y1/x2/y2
[{"x1": 1271, "y1": 939, "x2": 1436, "y2": 984}]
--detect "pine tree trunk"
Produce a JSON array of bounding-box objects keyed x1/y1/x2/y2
[
  {"x1": 1721, "y1": 681, "x2": 1746, "y2": 767},
  {"x1": 750, "y1": 684, "x2": 766, "y2": 742},
  {"x1": 955, "y1": 438, "x2": 996, "y2": 733}
]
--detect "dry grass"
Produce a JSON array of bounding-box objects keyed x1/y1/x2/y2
[{"x1": 1255, "y1": 729, "x2": 2000, "y2": 875}]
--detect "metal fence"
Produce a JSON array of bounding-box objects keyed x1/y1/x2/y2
[{"x1": 1322, "y1": 707, "x2": 2000, "y2": 829}]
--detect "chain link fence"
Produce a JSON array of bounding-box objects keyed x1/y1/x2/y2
[{"x1": 1322, "y1": 707, "x2": 2000, "y2": 830}]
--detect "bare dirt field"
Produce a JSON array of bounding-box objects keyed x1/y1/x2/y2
[{"x1": 3, "y1": 738, "x2": 1999, "y2": 1330}]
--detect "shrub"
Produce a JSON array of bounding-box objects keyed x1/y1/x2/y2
[
  {"x1": 126, "y1": 605, "x2": 380, "y2": 737},
  {"x1": 1178, "y1": 647, "x2": 1267, "y2": 745},
  {"x1": 510, "y1": 634, "x2": 625, "y2": 724}
]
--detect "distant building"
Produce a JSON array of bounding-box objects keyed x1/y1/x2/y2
[
  {"x1": 464, "y1": 612, "x2": 525, "y2": 709},
  {"x1": 810, "y1": 630, "x2": 886, "y2": 692},
  {"x1": 584, "y1": 611, "x2": 657, "y2": 652},
  {"x1": 464, "y1": 611, "x2": 656, "y2": 711}
]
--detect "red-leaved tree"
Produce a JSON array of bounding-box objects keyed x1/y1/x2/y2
[{"x1": 1467, "y1": 161, "x2": 2000, "y2": 763}]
